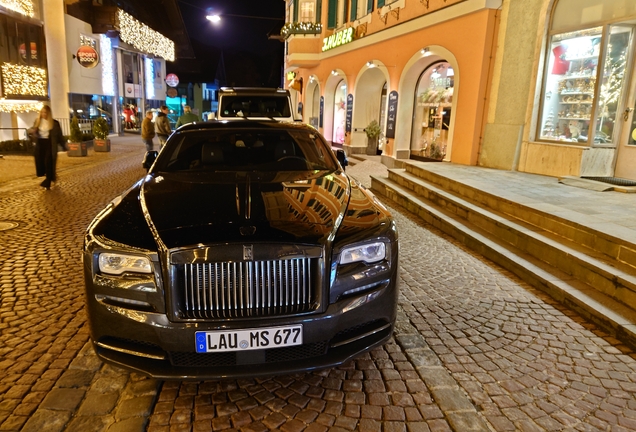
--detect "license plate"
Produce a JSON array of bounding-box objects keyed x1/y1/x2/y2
[{"x1": 195, "y1": 325, "x2": 303, "y2": 353}]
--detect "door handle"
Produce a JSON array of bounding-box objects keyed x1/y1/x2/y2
[{"x1": 624, "y1": 107, "x2": 634, "y2": 121}]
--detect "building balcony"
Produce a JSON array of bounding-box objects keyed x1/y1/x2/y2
[{"x1": 281, "y1": 22, "x2": 323, "y2": 39}]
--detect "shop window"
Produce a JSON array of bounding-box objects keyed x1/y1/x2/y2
[
  {"x1": 537, "y1": 0, "x2": 636, "y2": 146},
  {"x1": 538, "y1": 26, "x2": 632, "y2": 144},
  {"x1": 333, "y1": 80, "x2": 347, "y2": 144},
  {"x1": 411, "y1": 62, "x2": 454, "y2": 160}
]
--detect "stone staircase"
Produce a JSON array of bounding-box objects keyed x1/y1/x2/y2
[{"x1": 370, "y1": 160, "x2": 636, "y2": 348}]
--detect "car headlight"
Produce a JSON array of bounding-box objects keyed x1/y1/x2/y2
[
  {"x1": 98, "y1": 253, "x2": 152, "y2": 275},
  {"x1": 339, "y1": 242, "x2": 386, "y2": 265}
]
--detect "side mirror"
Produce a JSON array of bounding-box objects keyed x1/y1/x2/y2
[
  {"x1": 335, "y1": 149, "x2": 348, "y2": 170},
  {"x1": 142, "y1": 150, "x2": 158, "y2": 170}
]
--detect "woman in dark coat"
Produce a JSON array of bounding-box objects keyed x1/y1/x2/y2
[{"x1": 31, "y1": 105, "x2": 65, "y2": 190}]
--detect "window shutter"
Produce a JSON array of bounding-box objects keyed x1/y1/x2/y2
[
  {"x1": 350, "y1": 0, "x2": 358, "y2": 20},
  {"x1": 317, "y1": 0, "x2": 322, "y2": 22},
  {"x1": 327, "y1": 0, "x2": 337, "y2": 28},
  {"x1": 293, "y1": 0, "x2": 299, "y2": 21},
  {"x1": 377, "y1": 0, "x2": 385, "y2": 7},
  {"x1": 343, "y1": 0, "x2": 348, "y2": 23},
  {"x1": 367, "y1": 0, "x2": 373, "y2": 13}
]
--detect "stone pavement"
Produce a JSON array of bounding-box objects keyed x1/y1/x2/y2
[{"x1": 0, "y1": 138, "x2": 635, "y2": 431}]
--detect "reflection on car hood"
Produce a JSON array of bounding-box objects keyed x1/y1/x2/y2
[{"x1": 141, "y1": 171, "x2": 350, "y2": 248}]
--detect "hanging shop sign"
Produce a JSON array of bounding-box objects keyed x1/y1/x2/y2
[
  {"x1": 386, "y1": 91, "x2": 398, "y2": 139},
  {"x1": 345, "y1": 94, "x2": 353, "y2": 133},
  {"x1": 322, "y1": 28, "x2": 354, "y2": 52},
  {"x1": 76, "y1": 45, "x2": 99, "y2": 69},
  {"x1": 165, "y1": 73, "x2": 179, "y2": 87},
  {"x1": 124, "y1": 83, "x2": 135, "y2": 97}
]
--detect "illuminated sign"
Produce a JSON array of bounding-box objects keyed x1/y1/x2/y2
[
  {"x1": 322, "y1": 28, "x2": 354, "y2": 52},
  {"x1": 76, "y1": 45, "x2": 99, "y2": 69},
  {"x1": 166, "y1": 73, "x2": 179, "y2": 87}
]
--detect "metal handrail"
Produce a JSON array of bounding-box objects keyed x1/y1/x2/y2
[{"x1": 0, "y1": 127, "x2": 29, "y2": 139}]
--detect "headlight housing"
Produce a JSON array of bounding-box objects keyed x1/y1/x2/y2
[
  {"x1": 339, "y1": 242, "x2": 386, "y2": 265},
  {"x1": 98, "y1": 252, "x2": 152, "y2": 275}
]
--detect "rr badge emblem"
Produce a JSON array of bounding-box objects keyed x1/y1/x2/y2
[{"x1": 243, "y1": 245, "x2": 253, "y2": 261}]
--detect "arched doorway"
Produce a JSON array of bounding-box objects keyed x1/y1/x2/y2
[
  {"x1": 332, "y1": 79, "x2": 347, "y2": 145},
  {"x1": 305, "y1": 77, "x2": 321, "y2": 129},
  {"x1": 395, "y1": 47, "x2": 459, "y2": 162},
  {"x1": 323, "y1": 71, "x2": 348, "y2": 146},
  {"x1": 411, "y1": 61, "x2": 454, "y2": 160},
  {"x1": 352, "y1": 63, "x2": 389, "y2": 153}
]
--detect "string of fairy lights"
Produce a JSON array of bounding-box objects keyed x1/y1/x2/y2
[
  {"x1": 281, "y1": 22, "x2": 323, "y2": 38},
  {"x1": 0, "y1": 0, "x2": 34, "y2": 18},
  {"x1": 1, "y1": 63, "x2": 47, "y2": 97},
  {"x1": 117, "y1": 9, "x2": 175, "y2": 62}
]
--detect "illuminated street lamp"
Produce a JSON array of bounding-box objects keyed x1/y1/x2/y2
[{"x1": 206, "y1": 14, "x2": 221, "y2": 23}]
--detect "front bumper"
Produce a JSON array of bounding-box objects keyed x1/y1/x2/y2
[{"x1": 85, "y1": 278, "x2": 398, "y2": 380}]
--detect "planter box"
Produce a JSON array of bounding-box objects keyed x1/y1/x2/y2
[
  {"x1": 94, "y1": 138, "x2": 111, "y2": 152},
  {"x1": 67, "y1": 142, "x2": 87, "y2": 157}
]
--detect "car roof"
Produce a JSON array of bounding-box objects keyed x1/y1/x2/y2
[
  {"x1": 175, "y1": 119, "x2": 315, "y2": 133},
  {"x1": 219, "y1": 87, "x2": 290, "y2": 95}
]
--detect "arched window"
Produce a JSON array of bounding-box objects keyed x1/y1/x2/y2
[{"x1": 537, "y1": 0, "x2": 636, "y2": 145}]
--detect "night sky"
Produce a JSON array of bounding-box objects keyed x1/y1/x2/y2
[{"x1": 173, "y1": 0, "x2": 286, "y2": 86}]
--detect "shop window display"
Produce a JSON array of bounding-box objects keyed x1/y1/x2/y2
[
  {"x1": 538, "y1": 26, "x2": 631, "y2": 144},
  {"x1": 410, "y1": 62, "x2": 454, "y2": 160}
]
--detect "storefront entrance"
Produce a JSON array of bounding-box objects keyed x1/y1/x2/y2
[
  {"x1": 410, "y1": 61, "x2": 454, "y2": 161},
  {"x1": 615, "y1": 65, "x2": 636, "y2": 181},
  {"x1": 536, "y1": 0, "x2": 636, "y2": 180},
  {"x1": 332, "y1": 80, "x2": 347, "y2": 145}
]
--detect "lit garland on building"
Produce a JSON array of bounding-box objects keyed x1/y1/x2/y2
[
  {"x1": 281, "y1": 22, "x2": 323, "y2": 38},
  {"x1": 0, "y1": 0, "x2": 34, "y2": 18},
  {"x1": 144, "y1": 57, "x2": 155, "y2": 100},
  {"x1": 0, "y1": 99, "x2": 43, "y2": 113},
  {"x1": 100, "y1": 35, "x2": 115, "y2": 96},
  {"x1": 1, "y1": 63, "x2": 47, "y2": 97},
  {"x1": 117, "y1": 9, "x2": 175, "y2": 61}
]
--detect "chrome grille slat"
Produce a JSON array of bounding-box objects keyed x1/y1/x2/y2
[{"x1": 180, "y1": 258, "x2": 315, "y2": 319}]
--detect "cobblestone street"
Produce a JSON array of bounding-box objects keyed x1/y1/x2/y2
[{"x1": 0, "y1": 141, "x2": 635, "y2": 431}]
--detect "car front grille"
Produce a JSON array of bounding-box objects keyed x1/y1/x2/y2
[{"x1": 176, "y1": 257, "x2": 318, "y2": 319}]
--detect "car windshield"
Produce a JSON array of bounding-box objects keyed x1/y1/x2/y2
[
  {"x1": 153, "y1": 127, "x2": 339, "y2": 173},
  {"x1": 220, "y1": 96, "x2": 291, "y2": 118}
]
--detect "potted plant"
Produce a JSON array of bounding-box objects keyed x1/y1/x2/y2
[
  {"x1": 93, "y1": 117, "x2": 110, "y2": 152},
  {"x1": 364, "y1": 120, "x2": 381, "y2": 155},
  {"x1": 67, "y1": 116, "x2": 87, "y2": 157}
]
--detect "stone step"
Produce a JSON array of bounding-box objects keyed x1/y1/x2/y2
[
  {"x1": 386, "y1": 168, "x2": 636, "y2": 306},
  {"x1": 371, "y1": 174, "x2": 636, "y2": 348},
  {"x1": 404, "y1": 163, "x2": 636, "y2": 271}
]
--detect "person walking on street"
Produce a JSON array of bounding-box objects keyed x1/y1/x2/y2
[
  {"x1": 155, "y1": 105, "x2": 171, "y2": 147},
  {"x1": 175, "y1": 105, "x2": 199, "y2": 128},
  {"x1": 141, "y1": 111, "x2": 156, "y2": 151},
  {"x1": 29, "y1": 105, "x2": 65, "y2": 190}
]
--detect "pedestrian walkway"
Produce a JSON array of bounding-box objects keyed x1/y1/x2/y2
[
  {"x1": 2, "y1": 148, "x2": 636, "y2": 431},
  {"x1": 0, "y1": 134, "x2": 147, "y2": 193}
]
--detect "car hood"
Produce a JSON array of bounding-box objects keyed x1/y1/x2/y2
[{"x1": 140, "y1": 170, "x2": 350, "y2": 249}]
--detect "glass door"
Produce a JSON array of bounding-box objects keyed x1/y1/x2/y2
[{"x1": 614, "y1": 27, "x2": 636, "y2": 181}]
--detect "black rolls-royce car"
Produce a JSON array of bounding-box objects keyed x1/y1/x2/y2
[{"x1": 83, "y1": 120, "x2": 398, "y2": 379}]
